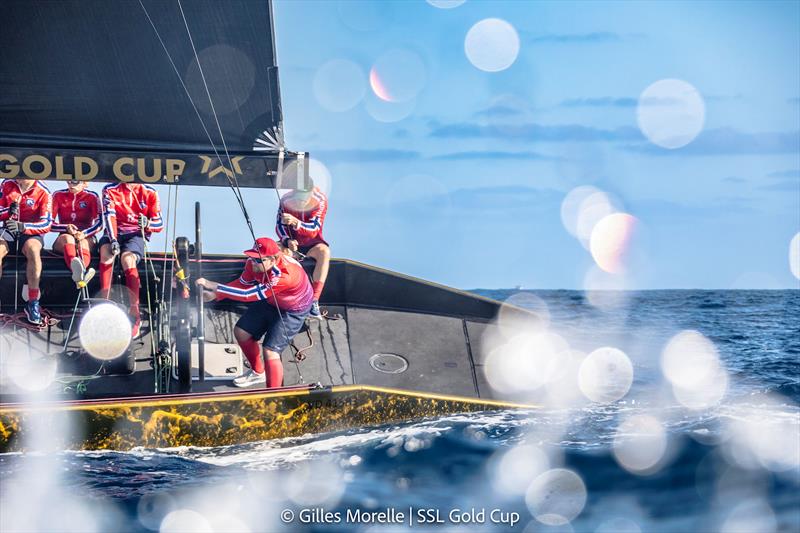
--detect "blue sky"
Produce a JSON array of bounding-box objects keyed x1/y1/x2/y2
[{"x1": 164, "y1": 0, "x2": 799, "y2": 289}]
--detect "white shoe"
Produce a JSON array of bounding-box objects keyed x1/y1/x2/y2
[
  {"x1": 70, "y1": 257, "x2": 85, "y2": 285},
  {"x1": 83, "y1": 267, "x2": 96, "y2": 285},
  {"x1": 232, "y1": 369, "x2": 266, "y2": 388}
]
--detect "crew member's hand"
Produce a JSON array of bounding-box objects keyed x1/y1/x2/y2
[
  {"x1": 4, "y1": 219, "x2": 22, "y2": 236},
  {"x1": 110, "y1": 240, "x2": 121, "y2": 256},
  {"x1": 74, "y1": 230, "x2": 86, "y2": 241},
  {"x1": 196, "y1": 277, "x2": 219, "y2": 292},
  {"x1": 288, "y1": 239, "x2": 299, "y2": 252},
  {"x1": 201, "y1": 290, "x2": 216, "y2": 303},
  {"x1": 138, "y1": 214, "x2": 150, "y2": 230},
  {"x1": 66, "y1": 224, "x2": 78, "y2": 235},
  {"x1": 281, "y1": 213, "x2": 300, "y2": 228}
]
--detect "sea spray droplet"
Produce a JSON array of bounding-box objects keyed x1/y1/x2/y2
[
  {"x1": 578, "y1": 347, "x2": 633, "y2": 403},
  {"x1": 525, "y1": 469, "x2": 587, "y2": 525}
]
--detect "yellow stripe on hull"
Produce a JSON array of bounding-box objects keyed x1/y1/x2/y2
[{"x1": 0, "y1": 386, "x2": 533, "y2": 452}]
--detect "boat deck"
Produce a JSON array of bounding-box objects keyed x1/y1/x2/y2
[{"x1": 1, "y1": 257, "x2": 533, "y2": 403}]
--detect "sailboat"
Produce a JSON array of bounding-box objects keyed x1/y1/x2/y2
[{"x1": 0, "y1": 0, "x2": 535, "y2": 452}]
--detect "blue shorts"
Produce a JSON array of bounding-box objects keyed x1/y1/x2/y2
[
  {"x1": 99, "y1": 233, "x2": 145, "y2": 262},
  {"x1": 236, "y1": 300, "x2": 311, "y2": 353}
]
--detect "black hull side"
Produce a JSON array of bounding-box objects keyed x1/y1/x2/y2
[{"x1": 1, "y1": 253, "x2": 533, "y2": 403}]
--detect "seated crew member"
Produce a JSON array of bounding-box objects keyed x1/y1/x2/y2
[
  {"x1": 51, "y1": 180, "x2": 103, "y2": 289},
  {"x1": 195, "y1": 238, "x2": 313, "y2": 389},
  {"x1": 98, "y1": 182, "x2": 163, "y2": 338},
  {"x1": 0, "y1": 178, "x2": 53, "y2": 324},
  {"x1": 276, "y1": 179, "x2": 329, "y2": 318}
]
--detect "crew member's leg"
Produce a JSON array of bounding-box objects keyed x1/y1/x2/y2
[
  {"x1": 232, "y1": 301, "x2": 271, "y2": 386},
  {"x1": 120, "y1": 251, "x2": 141, "y2": 336},
  {"x1": 98, "y1": 240, "x2": 115, "y2": 299},
  {"x1": 234, "y1": 326, "x2": 265, "y2": 375},
  {"x1": 261, "y1": 305, "x2": 312, "y2": 388},
  {"x1": 306, "y1": 243, "x2": 330, "y2": 302},
  {"x1": 78, "y1": 237, "x2": 93, "y2": 269},
  {"x1": 21, "y1": 236, "x2": 44, "y2": 324},
  {"x1": 54, "y1": 233, "x2": 87, "y2": 287},
  {"x1": 53, "y1": 233, "x2": 77, "y2": 268}
]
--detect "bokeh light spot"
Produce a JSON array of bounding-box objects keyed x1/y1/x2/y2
[
  {"x1": 590, "y1": 213, "x2": 638, "y2": 274},
  {"x1": 465, "y1": 19, "x2": 520, "y2": 72},
  {"x1": 789, "y1": 232, "x2": 800, "y2": 280},
  {"x1": 369, "y1": 49, "x2": 426, "y2": 103},
  {"x1": 79, "y1": 303, "x2": 131, "y2": 360},
  {"x1": 313, "y1": 59, "x2": 366, "y2": 112},
  {"x1": 525, "y1": 469, "x2": 587, "y2": 526},
  {"x1": 637, "y1": 79, "x2": 705, "y2": 149},
  {"x1": 613, "y1": 415, "x2": 668, "y2": 474},
  {"x1": 578, "y1": 347, "x2": 634, "y2": 403},
  {"x1": 426, "y1": 0, "x2": 466, "y2": 8}
]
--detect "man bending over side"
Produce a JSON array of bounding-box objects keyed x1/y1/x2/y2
[{"x1": 196, "y1": 238, "x2": 313, "y2": 388}]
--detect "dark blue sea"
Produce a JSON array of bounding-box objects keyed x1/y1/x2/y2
[{"x1": 2, "y1": 290, "x2": 799, "y2": 532}]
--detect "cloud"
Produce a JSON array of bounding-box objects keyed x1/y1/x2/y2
[
  {"x1": 559, "y1": 97, "x2": 638, "y2": 108},
  {"x1": 759, "y1": 181, "x2": 800, "y2": 192},
  {"x1": 432, "y1": 150, "x2": 557, "y2": 161},
  {"x1": 473, "y1": 104, "x2": 527, "y2": 118},
  {"x1": 312, "y1": 148, "x2": 420, "y2": 163},
  {"x1": 766, "y1": 169, "x2": 800, "y2": 179},
  {"x1": 428, "y1": 121, "x2": 642, "y2": 142},
  {"x1": 633, "y1": 197, "x2": 757, "y2": 218},
  {"x1": 624, "y1": 128, "x2": 800, "y2": 155},
  {"x1": 525, "y1": 32, "x2": 626, "y2": 44}
]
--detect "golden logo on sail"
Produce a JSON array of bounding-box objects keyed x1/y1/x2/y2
[
  {"x1": 199, "y1": 156, "x2": 244, "y2": 179},
  {"x1": 0, "y1": 153, "x2": 186, "y2": 183}
]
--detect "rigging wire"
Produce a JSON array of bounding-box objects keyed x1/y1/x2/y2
[{"x1": 141, "y1": 0, "x2": 298, "y2": 386}]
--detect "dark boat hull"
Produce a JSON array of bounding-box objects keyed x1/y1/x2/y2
[{"x1": 0, "y1": 385, "x2": 529, "y2": 452}]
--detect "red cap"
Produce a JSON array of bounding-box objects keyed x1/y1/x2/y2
[{"x1": 243, "y1": 238, "x2": 280, "y2": 258}]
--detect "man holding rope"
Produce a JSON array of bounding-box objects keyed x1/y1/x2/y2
[
  {"x1": 196, "y1": 238, "x2": 313, "y2": 389},
  {"x1": 0, "y1": 178, "x2": 53, "y2": 325},
  {"x1": 98, "y1": 182, "x2": 163, "y2": 338},
  {"x1": 276, "y1": 179, "x2": 329, "y2": 319}
]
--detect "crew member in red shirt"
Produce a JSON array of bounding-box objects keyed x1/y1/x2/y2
[
  {"x1": 0, "y1": 178, "x2": 53, "y2": 324},
  {"x1": 98, "y1": 182, "x2": 163, "y2": 337},
  {"x1": 51, "y1": 180, "x2": 103, "y2": 288},
  {"x1": 276, "y1": 179, "x2": 329, "y2": 318},
  {"x1": 196, "y1": 238, "x2": 313, "y2": 388}
]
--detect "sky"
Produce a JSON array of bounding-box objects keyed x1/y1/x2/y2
[{"x1": 146, "y1": 1, "x2": 800, "y2": 289}]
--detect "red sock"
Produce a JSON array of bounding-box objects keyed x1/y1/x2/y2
[
  {"x1": 266, "y1": 358, "x2": 284, "y2": 388},
  {"x1": 239, "y1": 337, "x2": 265, "y2": 374},
  {"x1": 312, "y1": 281, "x2": 325, "y2": 301},
  {"x1": 63, "y1": 243, "x2": 77, "y2": 267},
  {"x1": 80, "y1": 246, "x2": 91, "y2": 267},
  {"x1": 99, "y1": 262, "x2": 113, "y2": 298},
  {"x1": 28, "y1": 288, "x2": 40, "y2": 301},
  {"x1": 124, "y1": 267, "x2": 140, "y2": 309}
]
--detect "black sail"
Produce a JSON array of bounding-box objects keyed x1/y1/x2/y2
[{"x1": 0, "y1": 0, "x2": 307, "y2": 188}]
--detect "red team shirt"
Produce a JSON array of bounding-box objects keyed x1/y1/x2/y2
[
  {"x1": 51, "y1": 189, "x2": 103, "y2": 237},
  {"x1": 0, "y1": 180, "x2": 53, "y2": 235},
  {"x1": 215, "y1": 255, "x2": 313, "y2": 312},
  {"x1": 276, "y1": 187, "x2": 328, "y2": 247},
  {"x1": 102, "y1": 183, "x2": 163, "y2": 240}
]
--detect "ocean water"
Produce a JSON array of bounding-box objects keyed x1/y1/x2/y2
[{"x1": 1, "y1": 290, "x2": 799, "y2": 532}]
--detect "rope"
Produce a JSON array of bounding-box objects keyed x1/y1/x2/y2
[
  {"x1": 0, "y1": 310, "x2": 59, "y2": 332},
  {"x1": 140, "y1": 225, "x2": 158, "y2": 379}
]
